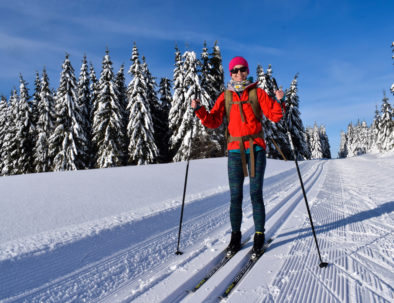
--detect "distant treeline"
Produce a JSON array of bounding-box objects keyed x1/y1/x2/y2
[{"x1": 338, "y1": 42, "x2": 394, "y2": 158}]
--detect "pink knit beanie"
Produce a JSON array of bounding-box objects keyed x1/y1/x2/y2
[{"x1": 229, "y1": 56, "x2": 249, "y2": 75}]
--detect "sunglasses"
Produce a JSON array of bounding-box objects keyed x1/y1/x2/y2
[{"x1": 231, "y1": 66, "x2": 248, "y2": 74}]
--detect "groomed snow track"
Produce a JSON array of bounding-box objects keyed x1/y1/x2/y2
[
  {"x1": 2, "y1": 156, "x2": 393, "y2": 303},
  {"x1": 99, "y1": 160, "x2": 327, "y2": 303}
]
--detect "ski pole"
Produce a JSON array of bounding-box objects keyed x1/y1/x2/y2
[
  {"x1": 175, "y1": 101, "x2": 197, "y2": 255},
  {"x1": 273, "y1": 79, "x2": 328, "y2": 268}
]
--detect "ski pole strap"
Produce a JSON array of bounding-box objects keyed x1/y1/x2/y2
[
  {"x1": 270, "y1": 137, "x2": 287, "y2": 161},
  {"x1": 228, "y1": 131, "x2": 264, "y2": 178}
]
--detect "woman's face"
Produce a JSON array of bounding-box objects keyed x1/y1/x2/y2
[{"x1": 230, "y1": 64, "x2": 249, "y2": 82}]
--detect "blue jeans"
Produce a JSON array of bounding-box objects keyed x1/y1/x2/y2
[{"x1": 228, "y1": 149, "x2": 266, "y2": 233}]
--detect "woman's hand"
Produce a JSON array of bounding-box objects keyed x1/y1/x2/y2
[
  {"x1": 191, "y1": 99, "x2": 201, "y2": 109},
  {"x1": 275, "y1": 89, "x2": 284, "y2": 101}
]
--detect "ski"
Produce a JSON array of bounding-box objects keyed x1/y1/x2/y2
[
  {"x1": 189, "y1": 236, "x2": 250, "y2": 293},
  {"x1": 219, "y1": 238, "x2": 273, "y2": 299}
]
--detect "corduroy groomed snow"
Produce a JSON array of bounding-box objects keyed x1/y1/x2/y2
[{"x1": 229, "y1": 56, "x2": 249, "y2": 75}]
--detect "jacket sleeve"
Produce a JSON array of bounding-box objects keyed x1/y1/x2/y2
[
  {"x1": 195, "y1": 92, "x2": 225, "y2": 129},
  {"x1": 257, "y1": 88, "x2": 284, "y2": 123}
]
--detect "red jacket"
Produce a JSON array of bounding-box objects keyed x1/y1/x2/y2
[{"x1": 195, "y1": 82, "x2": 284, "y2": 151}]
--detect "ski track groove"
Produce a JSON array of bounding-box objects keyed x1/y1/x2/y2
[
  {"x1": 260, "y1": 161, "x2": 393, "y2": 303},
  {"x1": 101, "y1": 204, "x2": 234, "y2": 301},
  {"x1": 228, "y1": 161, "x2": 326, "y2": 303},
  {"x1": 7, "y1": 202, "x2": 231, "y2": 303},
  {"x1": 0, "y1": 162, "x2": 315, "y2": 303},
  {"x1": 347, "y1": 252, "x2": 394, "y2": 297},
  {"x1": 4, "y1": 156, "x2": 392, "y2": 303},
  {"x1": 110, "y1": 161, "x2": 322, "y2": 303},
  {"x1": 169, "y1": 161, "x2": 326, "y2": 303}
]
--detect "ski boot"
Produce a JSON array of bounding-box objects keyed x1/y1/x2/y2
[
  {"x1": 226, "y1": 231, "x2": 241, "y2": 256},
  {"x1": 252, "y1": 232, "x2": 265, "y2": 258}
]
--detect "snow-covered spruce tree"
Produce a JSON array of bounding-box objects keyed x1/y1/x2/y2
[
  {"x1": 284, "y1": 73, "x2": 310, "y2": 160},
  {"x1": 92, "y1": 49, "x2": 126, "y2": 168},
  {"x1": 3, "y1": 76, "x2": 36, "y2": 175},
  {"x1": 115, "y1": 64, "x2": 128, "y2": 134},
  {"x1": 257, "y1": 65, "x2": 290, "y2": 160},
  {"x1": 369, "y1": 105, "x2": 381, "y2": 152},
  {"x1": 0, "y1": 95, "x2": 8, "y2": 175},
  {"x1": 338, "y1": 130, "x2": 348, "y2": 158},
  {"x1": 257, "y1": 65, "x2": 278, "y2": 159},
  {"x1": 88, "y1": 63, "x2": 99, "y2": 165},
  {"x1": 257, "y1": 64, "x2": 270, "y2": 92},
  {"x1": 200, "y1": 41, "x2": 216, "y2": 109},
  {"x1": 309, "y1": 123, "x2": 324, "y2": 159},
  {"x1": 391, "y1": 41, "x2": 394, "y2": 96},
  {"x1": 360, "y1": 120, "x2": 370, "y2": 153},
  {"x1": 77, "y1": 55, "x2": 92, "y2": 168},
  {"x1": 356, "y1": 121, "x2": 368, "y2": 156},
  {"x1": 158, "y1": 77, "x2": 172, "y2": 162},
  {"x1": 376, "y1": 91, "x2": 393, "y2": 152},
  {"x1": 319, "y1": 125, "x2": 331, "y2": 159},
  {"x1": 207, "y1": 42, "x2": 226, "y2": 155},
  {"x1": 115, "y1": 63, "x2": 129, "y2": 160},
  {"x1": 18, "y1": 75, "x2": 35, "y2": 173},
  {"x1": 34, "y1": 68, "x2": 56, "y2": 172},
  {"x1": 305, "y1": 126, "x2": 313, "y2": 157},
  {"x1": 31, "y1": 71, "x2": 40, "y2": 132},
  {"x1": 126, "y1": 43, "x2": 158, "y2": 165},
  {"x1": 30, "y1": 72, "x2": 40, "y2": 165},
  {"x1": 49, "y1": 54, "x2": 87, "y2": 171},
  {"x1": 256, "y1": 65, "x2": 265, "y2": 86},
  {"x1": 1, "y1": 93, "x2": 12, "y2": 175},
  {"x1": 89, "y1": 63, "x2": 99, "y2": 122},
  {"x1": 351, "y1": 121, "x2": 364, "y2": 156},
  {"x1": 199, "y1": 43, "x2": 225, "y2": 156},
  {"x1": 159, "y1": 78, "x2": 172, "y2": 110},
  {"x1": 168, "y1": 46, "x2": 186, "y2": 160},
  {"x1": 2, "y1": 90, "x2": 19, "y2": 175},
  {"x1": 208, "y1": 41, "x2": 225, "y2": 101},
  {"x1": 344, "y1": 122, "x2": 356, "y2": 157},
  {"x1": 170, "y1": 51, "x2": 222, "y2": 161},
  {"x1": 141, "y1": 56, "x2": 166, "y2": 163}
]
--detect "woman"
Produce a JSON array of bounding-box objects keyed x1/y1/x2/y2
[{"x1": 191, "y1": 56, "x2": 284, "y2": 255}]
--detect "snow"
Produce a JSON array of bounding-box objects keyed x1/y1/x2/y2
[{"x1": 0, "y1": 153, "x2": 393, "y2": 302}]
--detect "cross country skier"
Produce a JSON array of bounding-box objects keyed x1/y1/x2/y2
[{"x1": 191, "y1": 56, "x2": 285, "y2": 255}]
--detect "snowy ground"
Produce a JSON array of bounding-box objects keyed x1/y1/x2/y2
[{"x1": 0, "y1": 153, "x2": 393, "y2": 302}]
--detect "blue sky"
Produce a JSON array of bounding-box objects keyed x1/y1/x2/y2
[{"x1": 1, "y1": 0, "x2": 393, "y2": 156}]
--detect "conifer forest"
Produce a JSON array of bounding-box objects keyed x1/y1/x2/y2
[{"x1": 0, "y1": 41, "x2": 393, "y2": 176}]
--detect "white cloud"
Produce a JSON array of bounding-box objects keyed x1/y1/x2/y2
[
  {"x1": 66, "y1": 16, "x2": 282, "y2": 56},
  {"x1": 0, "y1": 32, "x2": 64, "y2": 52}
]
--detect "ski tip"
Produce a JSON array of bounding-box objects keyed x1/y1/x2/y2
[{"x1": 219, "y1": 293, "x2": 230, "y2": 301}]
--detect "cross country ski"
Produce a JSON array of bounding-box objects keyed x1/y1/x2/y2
[
  {"x1": 189, "y1": 236, "x2": 251, "y2": 292},
  {"x1": 219, "y1": 238, "x2": 274, "y2": 299}
]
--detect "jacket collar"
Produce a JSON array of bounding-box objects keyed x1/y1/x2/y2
[{"x1": 226, "y1": 81, "x2": 258, "y2": 93}]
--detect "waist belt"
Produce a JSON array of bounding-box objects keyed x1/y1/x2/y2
[{"x1": 228, "y1": 131, "x2": 264, "y2": 177}]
